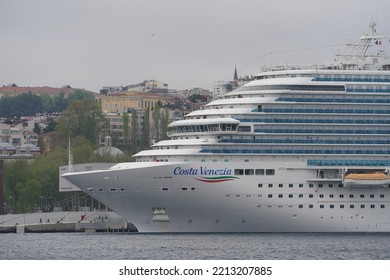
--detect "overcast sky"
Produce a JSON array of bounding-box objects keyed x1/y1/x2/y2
[{"x1": 1, "y1": 0, "x2": 390, "y2": 92}]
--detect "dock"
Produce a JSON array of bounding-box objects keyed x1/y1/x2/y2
[{"x1": 0, "y1": 211, "x2": 137, "y2": 233}]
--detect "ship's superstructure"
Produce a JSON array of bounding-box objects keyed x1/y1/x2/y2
[{"x1": 63, "y1": 22, "x2": 390, "y2": 232}]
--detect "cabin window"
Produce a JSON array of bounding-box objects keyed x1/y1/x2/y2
[
  {"x1": 255, "y1": 169, "x2": 264, "y2": 175},
  {"x1": 245, "y1": 169, "x2": 254, "y2": 175},
  {"x1": 266, "y1": 169, "x2": 275, "y2": 175},
  {"x1": 234, "y1": 169, "x2": 244, "y2": 175}
]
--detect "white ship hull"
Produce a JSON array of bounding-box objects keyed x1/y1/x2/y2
[{"x1": 63, "y1": 161, "x2": 390, "y2": 232}]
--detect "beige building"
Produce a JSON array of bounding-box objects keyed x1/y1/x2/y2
[
  {"x1": 99, "y1": 91, "x2": 172, "y2": 113},
  {"x1": 98, "y1": 91, "x2": 172, "y2": 147}
]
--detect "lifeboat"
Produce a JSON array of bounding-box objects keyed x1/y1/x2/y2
[{"x1": 343, "y1": 172, "x2": 390, "y2": 187}]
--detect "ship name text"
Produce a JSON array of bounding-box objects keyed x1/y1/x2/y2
[{"x1": 173, "y1": 166, "x2": 232, "y2": 176}]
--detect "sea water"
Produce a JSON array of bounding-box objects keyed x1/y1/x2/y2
[{"x1": 1, "y1": 232, "x2": 390, "y2": 260}]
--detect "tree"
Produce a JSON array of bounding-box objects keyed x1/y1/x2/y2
[
  {"x1": 4, "y1": 160, "x2": 30, "y2": 213},
  {"x1": 43, "y1": 119, "x2": 56, "y2": 133},
  {"x1": 160, "y1": 108, "x2": 169, "y2": 140},
  {"x1": 55, "y1": 98, "x2": 108, "y2": 146},
  {"x1": 0, "y1": 92, "x2": 43, "y2": 118},
  {"x1": 67, "y1": 89, "x2": 95, "y2": 102},
  {"x1": 152, "y1": 105, "x2": 160, "y2": 142},
  {"x1": 51, "y1": 92, "x2": 68, "y2": 112},
  {"x1": 130, "y1": 110, "x2": 139, "y2": 155},
  {"x1": 122, "y1": 113, "x2": 129, "y2": 148},
  {"x1": 18, "y1": 179, "x2": 43, "y2": 212},
  {"x1": 33, "y1": 122, "x2": 42, "y2": 134},
  {"x1": 140, "y1": 108, "x2": 150, "y2": 150}
]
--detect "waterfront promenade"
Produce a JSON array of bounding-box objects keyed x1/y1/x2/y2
[{"x1": 0, "y1": 211, "x2": 137, "y2": 233}]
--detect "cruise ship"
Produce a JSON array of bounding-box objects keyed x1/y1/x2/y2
[{"x1": 63, "y1": 22, "x2": 390, "y2": 232}]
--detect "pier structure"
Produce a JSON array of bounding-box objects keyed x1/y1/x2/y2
[{"x1": 0, "y1": 210, "x2": 137, "y2": 233}]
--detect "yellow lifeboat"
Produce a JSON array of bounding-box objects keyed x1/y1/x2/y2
[{"x1": 343, "y1": 172, "x2": 390, "y2": 187}]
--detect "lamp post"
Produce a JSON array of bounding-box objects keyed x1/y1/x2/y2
[
  {"x1": 40, "y1": 196, "x2": 47, "y2": 212},
  {"x1": 9, "y1": 196, "x2": 14, "y2": 214},
  {"x1": 48, "y1": 195, "x2": 56, "y2": 212}
]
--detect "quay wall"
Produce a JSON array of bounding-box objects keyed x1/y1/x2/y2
[{"x1": 0, "y1": 211, "x2": 137, "y2": 233}]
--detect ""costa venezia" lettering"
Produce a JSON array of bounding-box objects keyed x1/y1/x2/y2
[{"x1": 173, "y1": 166, "x2": 232, "y2": 176}]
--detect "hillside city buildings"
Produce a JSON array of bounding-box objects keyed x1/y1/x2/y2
[
  {"x1": 0, "y1": 66, "x2": 251, "y2": 157},
  {"x1": 0, "y1": 68, "x2": 251, "y2": 214}
]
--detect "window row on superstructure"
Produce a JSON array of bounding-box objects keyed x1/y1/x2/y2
[
  {"x1": 314, "y1": 74, "x2": 390, "y2": 83},
  {"x1": 236, "y1": 114, "x2": 390, "y2": 124},
  {"x1": 276, "y1": 94, "x2": 390, "y2": 103},
  {"x1": 259, "y1": 104, "x2": 390, "y2": 114},
  {"x1": 254, "y1": 124, "x2": 390, "y2": 134},
  {"x1": 220, "y1": 135, "x2": 390, "y2": 145},
  {"x1": 201, "y1": 144, "x2": 390, "y2": 155},
  {"x1": 168, "y1": 123, "x2": 238, "y2": 135},
  {"x1": 346, "y1": 85, "x2": 390, "y2": 93},
  {"x1": 307, "y1": 159, "x2": 390, "y2": 166},
  {"x1": 234, "y1": 84, "x2": 345, "y2": 93}
]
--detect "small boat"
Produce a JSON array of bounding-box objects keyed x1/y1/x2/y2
[{"x1": 343, "y1": 172, "x2": 390, "y2": 187}]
